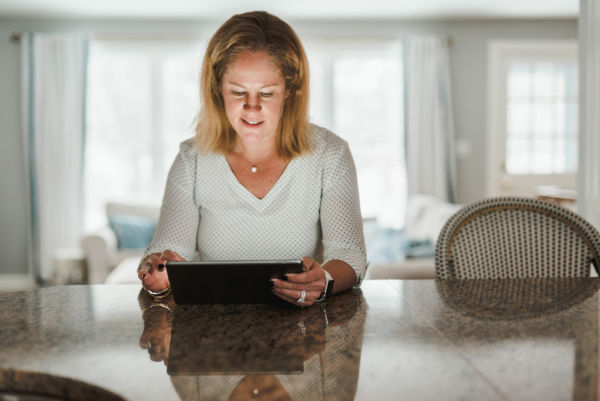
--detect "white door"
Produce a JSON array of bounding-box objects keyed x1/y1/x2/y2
[{"x1": 487, "y1": 41, "x2": 578, "y2": 201}]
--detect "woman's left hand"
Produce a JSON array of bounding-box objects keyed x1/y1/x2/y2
[{"x1": 271, "y1": 257, "x2": 326, "y2": 306}]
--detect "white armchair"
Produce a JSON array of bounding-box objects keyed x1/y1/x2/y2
[{"x1": 81, "y1": 202, "x2": 159, "y2": 283}]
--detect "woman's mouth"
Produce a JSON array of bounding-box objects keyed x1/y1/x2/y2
[{"x1": 242, "y1": 118, "x2": 264, "y2": 127}]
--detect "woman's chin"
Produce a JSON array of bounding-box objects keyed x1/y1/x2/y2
[
  {"x1": 235, "y1": 127, "x2": 275, "y2": 145},
  {"x1": 237, "y1": 132, "x2": 264, "y2": 144}
]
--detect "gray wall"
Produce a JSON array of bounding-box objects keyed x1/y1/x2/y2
[{"x1": 0, "y1": 17, "x2": 577, "y2": 275}]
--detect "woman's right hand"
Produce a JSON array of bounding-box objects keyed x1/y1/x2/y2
[{"x1": 138, "y1": 250, "x2": 186, "y2": 292}]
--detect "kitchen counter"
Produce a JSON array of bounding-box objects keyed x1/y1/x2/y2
[{"x1": 1, "y1": 279, "x2": 599, "y2": 400}]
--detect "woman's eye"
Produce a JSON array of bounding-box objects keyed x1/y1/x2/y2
[
  {"x1": 232, "y1": 91, "x2": 246, "y2": 97},
  {"x1": 260, "y1": 92, "x2": 273, "y2": 98}
]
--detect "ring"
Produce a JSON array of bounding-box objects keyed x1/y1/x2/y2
[
  {"x1": 143, "y1": 286, "x2": 172, "y2": 301},
  {"x1": 296, "y1": 290, "x2": 306, "y2": 304}
]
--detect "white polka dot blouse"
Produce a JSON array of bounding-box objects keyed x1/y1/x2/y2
[{"x1": 144, "y1": 124, "x2": 367, "y2": 285}]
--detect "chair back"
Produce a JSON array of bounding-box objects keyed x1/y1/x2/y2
[{"x1": 435, "y1": 197, "x2": 600, "y2": 279}]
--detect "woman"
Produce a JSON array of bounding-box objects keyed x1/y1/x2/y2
[{"x1": 138, "y1": 11, "x2": 366, "y2": 306}]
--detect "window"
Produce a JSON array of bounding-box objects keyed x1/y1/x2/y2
[
  {"x1": 85, "y1": 39, "x2": 203, "y2": 230},
  {"x1": 487, "y1": 41, "x2": 578, "y2": 198},
  {"x1": 305, "y1": 39, "x2": 405, "y2": 227},
  {"x1": 86, "y1": 37, "x2": 406, "y2": 229}
]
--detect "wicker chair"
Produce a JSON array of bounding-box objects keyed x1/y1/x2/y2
[{"x1": 435, "y1": 197, "x2": 600, "y2": 279}]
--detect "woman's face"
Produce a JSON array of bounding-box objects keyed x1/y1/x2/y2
[{"x1": 221, "y1": 51, "x2": 286, "y2": 149}]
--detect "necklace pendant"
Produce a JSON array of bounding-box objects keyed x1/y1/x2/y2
[{"x1": 251, "y1": 166, "x2": 258, "y2": 173}]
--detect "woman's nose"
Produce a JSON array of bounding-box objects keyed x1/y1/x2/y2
[{"x1": 244, "y1": 95, "x2": 261, "y2": 111}]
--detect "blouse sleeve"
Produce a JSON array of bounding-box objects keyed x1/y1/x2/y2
[
  {"x1": 143, "y1": 139, "x2": 200, "y2": 262},
  {"x1": 320, "y1": 138, "x2": 367, "y2": 286}
]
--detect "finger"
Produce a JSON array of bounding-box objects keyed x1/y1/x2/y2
[
  {"x1": 272, "y1": 291, "x2": 300, "y2": 305},
  {"x1": 161, "y1": 250, "x2": 185, "y2": 261},
  {"x1": 273, "y1": 290, "x2": 316, "y2": 307},
  {"x1": 158, "y1": 250, "x2": 186, "y2": 269},
  {"x1": 139, "y1": 268, "x2": 157, "y2": 282},
  {"x1": 139, "y1": 253, "x2": 160, "y2": 273},
  {"x1": 272, "y1": 288, "x2": 318, "y2": 306},
  {"x1": 273, "y1": 287, "x2": 320, "y2": 303},
  {"x1": 301, "y1": 256, "x2": 317, "y2": 271},
  {"x1": 272, "y1": 278, "x2": 323, "y2": 292},
  {"x1": 147, "y1": 253, "x2": 164, "y2": 271},
  {"x1": 286, "y1": 268, "x2": 324, "y2": 283}
]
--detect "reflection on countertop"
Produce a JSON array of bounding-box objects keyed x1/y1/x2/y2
[
  {"x1": 436, "y1": 277, "x2": 600, "y2": 320},
  {"x1": 0, "y1": 285, "x2": 366, "y2": 401},
  {"x1": 138, "y1": 289, "x2": 366, "y2": 401},
  {"x1": 1, "y1": 279, "x2": 600, "y2": 401}
]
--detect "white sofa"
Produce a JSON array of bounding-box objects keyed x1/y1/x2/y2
[
  {"x1": 81, "y1": 196, "x2": 457, "y2": 284},
  {"x1": 364, "y1": 195, "x2": 461, "y2": 280},
  {"x1": 81, "y1": 203, "x2": 159, "y2": 283}
]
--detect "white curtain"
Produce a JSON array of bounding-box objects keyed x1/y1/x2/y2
[
  {"x1": 403, "y1": 35, "x2": 457, "y2": 203},
  {"x1": 21, "y1": 32, "x2": 89, "y2": 283}
]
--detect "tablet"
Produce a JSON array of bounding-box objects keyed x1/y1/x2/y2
[{"x1": 166, "y1": 259, "x2": 304, "y2": 304}]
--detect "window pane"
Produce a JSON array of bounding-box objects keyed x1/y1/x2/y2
[
  {"x1": 565, "y1": 139, "x2": 577, "y2": 172},
  {"x1": 532, "y1": 63, "x2": 555, "y2": 98},
  {"x1": 508, "y1": 63, "x2": 531, "y2": 98},
  {"x1": 86, "y1": 55, "x2": 153, "y2": 229},
  {"x1": 506, "y1": 139, "x2": 529, "y2": 174},
  {"x1": 507, "y1": 100, "x2": 531, "y2": 135},
  {"x1": 559, "y1": 64, "x2": 578, "y2": 98},
  {"x1": 307, "y1": 55, "x2": 331, "y2": 128},
  {"x1": 332, "y1": 55, "x2": 405, "y2": 225},
  {"x1": 162, "y1": 57, "x2": 201, "y2": 175},
  {"x1": 504, "y1": 59, "x2": 578, "y2": 176},
  {"x1": 565, "y1": 101, "x2": 578, "y2": 133},
  {"x1": 532, "y1": 100, "x2": 554, "y2": 138}
]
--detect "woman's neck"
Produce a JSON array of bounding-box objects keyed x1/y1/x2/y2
[{"x1": 234, "y1": 139, "x2": 278, "y2": 164}]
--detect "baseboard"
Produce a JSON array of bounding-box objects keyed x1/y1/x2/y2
[{"x1": 0, "y1": 274, "x2": 36, "y2": 293}]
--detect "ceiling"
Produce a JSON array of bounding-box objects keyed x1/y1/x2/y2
[{"x1": 0, "y1": 0, "x2": 579, "y2": 20}]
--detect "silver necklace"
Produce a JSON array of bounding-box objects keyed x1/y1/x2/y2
[{"x1": 244, "y1": 153, "x2": 273, "y2": 173}]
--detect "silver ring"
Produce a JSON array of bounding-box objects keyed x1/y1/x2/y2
[{"x1": 296, "y1": 290, "x2": 306, "y2": 303}]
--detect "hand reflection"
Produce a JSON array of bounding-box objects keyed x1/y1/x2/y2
[{"x1": 138, "y1": 290, "x2": 175, "y2": 365}]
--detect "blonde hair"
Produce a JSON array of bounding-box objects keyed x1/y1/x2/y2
[{"x1": 195, "y1": 11, "x2": 311, "y2": 159}]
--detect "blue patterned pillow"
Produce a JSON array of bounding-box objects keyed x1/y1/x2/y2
[{"x1": 108, "y1": 214, "x2": 156, "y2": 250}]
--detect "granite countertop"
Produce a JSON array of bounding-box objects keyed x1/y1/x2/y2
[{"x1": 1, "y1": 279, "x2": 599, "y2": 401}]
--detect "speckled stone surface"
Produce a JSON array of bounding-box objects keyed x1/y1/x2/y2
[{"x1": 1, "y1": 280, "x2": 599, "y2": 401}]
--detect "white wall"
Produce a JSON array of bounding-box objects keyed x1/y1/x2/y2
[{"x1": 0, "y1": 17, "x2": 577, "y2": 275}]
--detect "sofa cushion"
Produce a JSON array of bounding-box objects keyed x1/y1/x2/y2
[
  {"x1": 105, "y1": 257, "x2": 141, "y2": 284},
  {"x1": 364, "y1": 221, "x2": 435, "y2": 262},
  {"x1": 404, "y1": 194, "x2": 462, "y2": 244},
  {"x1": 108, "y1": 214, "x2": 156, "y2": 250}
]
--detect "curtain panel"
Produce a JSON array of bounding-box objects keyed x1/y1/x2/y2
[
  {"x1": 403, "y1": 35, "x2": 457, "y2": 203},
  {"x1": 21, "y1": 32, "x2": 89, "y2": 283}
]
